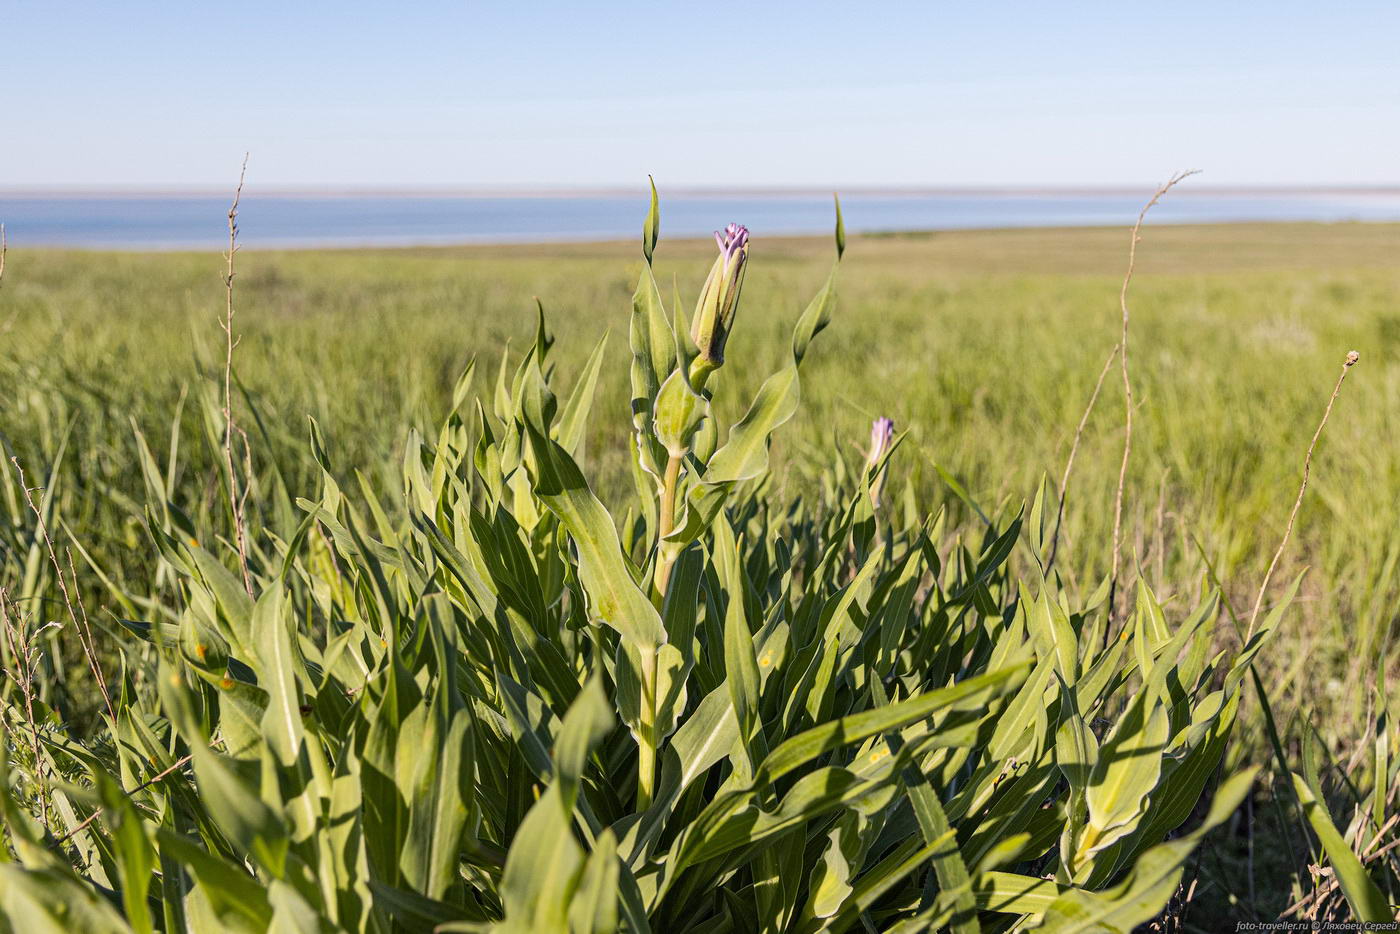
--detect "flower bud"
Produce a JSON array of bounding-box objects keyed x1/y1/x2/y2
[
  {"x1": 866, "y1": 417, "x2": 895, "y2": 506},
  {"x1": 866, "y1": 417, "x2": 894, "y2": 471},
  {"x1": 690, "y1": 223, "x2": 749, "y2": 383}
]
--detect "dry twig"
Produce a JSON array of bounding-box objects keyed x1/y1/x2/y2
[
  {"x1": 1, "y1": 588, "x2": 59, "y2": 830},
  {"x1": 1244, "y1": 351, "x2": 1360, "y2": 643},
  {"x1": 11, "y1": 457, "x2": 116, "y2": 724},
  {"x1": 222, "y1": 154, "x2": 255, "y2": 595},
  {"x1": 1108, "y1": 169, "x2": 1199, "y2": 618},
  {"x1": 52, "y1": 753, "x2": 194, "y2": 847},
  {"x1": 1046, "y1": 341, "x2": 1119, "y2": 573}
]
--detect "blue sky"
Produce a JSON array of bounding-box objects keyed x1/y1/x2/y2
[{"x1": 3, "y1": 1, "x2": 1396, "y2": 189}]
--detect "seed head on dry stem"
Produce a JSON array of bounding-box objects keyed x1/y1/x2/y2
[
  {"x1": 222, "y1": 154, "x2": 255, "y2": 596},
  {"x1": 10, "y1": 456, "x2": 116, "y2": 725},
  {"x1": 1108, "y1": 169, "x2": 1199, "y2": 623},
  {"x1": 1, "y1": 588, "x2": 59, "y2": 831},
  {"x1": 1244, "y1": 351, "x2": 1359, "y2": 643}
]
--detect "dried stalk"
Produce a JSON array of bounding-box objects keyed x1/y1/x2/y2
[
  {"x1": 1108, "y1": 169, "x2": 1199, "y2": 618},
  {"x1": 1046, "y1": 341, "x2": 1119, "y2": 573},
  {"x1": 52, "y1": 753, "x2": 194, "y2": 847},
  {"x1": 1, "y1": 588, "x2": 59, "y2": 831},
  {"x1": 222, "y1": 155, "x2": 255, "y2": 595},
  {"x1": 1244, "y1": 351, "x2": 1359, "y2": 643},
  {"x1": 11, "y1": 457, "x2": 116, "y2": 724}
]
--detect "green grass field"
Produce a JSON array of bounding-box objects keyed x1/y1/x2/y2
[
  {"x1": 1, "y1": 219, "x2": 1397, "y2": 926},
  {"x1": 6, "y1": 223, "x2": 1397, "y2": 729}
]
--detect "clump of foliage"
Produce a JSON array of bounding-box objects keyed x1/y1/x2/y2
[{"x1": 0, "y1": 190, "x2": 1391, "y2": 931}]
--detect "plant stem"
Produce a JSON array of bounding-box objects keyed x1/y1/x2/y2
[
  {"x1": 636, "y1": 647, "x2": 658, "y2": 810},
  {"x1": 653, "y1": 453, "x2": 684, "y2": 600},
  {"x1": 641, "y1": 453, "x2": 684, "y2": 806},
  {"x1": 636, "y1": 735, "x2": 656, "y2": 810},
  {"x1": 1244, "y1": 351, "x2": 1358, "y2": 644},
  {"x1": 223, "y1": 155, "x2": 254, "y2": 596},
  {"x1": 1108, "y1": 169, "x2": 1198, "y2": 633}
]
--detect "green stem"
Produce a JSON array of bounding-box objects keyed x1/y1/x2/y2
[
  {"x1": 640, "y1": 453, "x2": 684, "y2": 807},
  {"x1": 636, "y1": 738, "x2": 656, "y2": 810},
  {"x1": 636, "y1": 647, "x2": 658, "y2": 810},
  {"x1": 653, "y1": 453, "x2": 684, "y2": 600}
]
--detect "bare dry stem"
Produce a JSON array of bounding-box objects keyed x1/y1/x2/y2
[{"x1": 1108, "y1": 169, "x2": 1200, "y2": 620}]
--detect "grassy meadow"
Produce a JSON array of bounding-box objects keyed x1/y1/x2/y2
[
  {"x1": 0, "y1": 217, "x2": 1397, "y2": 928},
  {"x1": 7, "y1": 223, "x2": 1398, "y2": 734}
]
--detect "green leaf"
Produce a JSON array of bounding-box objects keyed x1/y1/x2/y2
[
  {"x1": 716, "y1": 518, "x2": 761, "y2": 749},
  {"x1": 653, "y1": 368, "x2": 708, "y2": 457},
  {"x1": 759, "y1": 663, "x2": 1030, "y2": 785},
  {"x1": 188, "y1": 744, "x2": 290, "y2": 878},
  {"x1": 642, "y1": 175, "x2": 659, "y2": 265},
  {"x1": 521, "y1": 418, "x2": 665, "y2": 649},
  {"x1": 155, "y1": 828, "x2": 274, "y2": 931},
  {"x1": 95, "y1": 772, "x2": 155, "y2": 934},
  {"x1": 973, "y1": 872, "x2": 1063, "y2": 915},
  {"x1": 402, "y1": 702, "x2": 474, "y2": 900},
  {"x1": 0, "y1": 865, "x2": 132, "y2": 934},
  {"x1": 555, "y1": 333, "x2": 609, "y2": 456},
  {"x1": 792, "y1": 197, "x2": 843, "y2": 363},
  {"x1": 568, "y1": 829, "x2": 621, "y2": 934},
  {"x1": 1292, "y1": 773, "x2": 1393, "y2": 922},
  {"x1": 497, "y1": 678, "x2": 619, "y2": 934},
  {"x1": 629, "y1": 189, "x2": 675, "y2": 485},
  {"x1": 1037, "y1": 768, "x2": 1259, "y2": 933},
  {"x1": 253, "y1": 583, "x2": 304, "y2": 766},
  {"x1": 1080, "y1": 694, "x2": 1169, "y2": 869},
  {"x1": 701, "y1": 365, "x2": 800, "y2": 486},
  {"x1": 554, "y1": 673, "x2": 614, "y2": 810}
]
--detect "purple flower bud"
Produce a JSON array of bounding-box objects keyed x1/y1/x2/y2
[
  {"x1": 866, "y1": 417, "x2": 895, "y2": 506},
  {"x1": 690, "y1": 222, "x2": 750, "y2": 382},
  {"x1": 866, "y1": 418, "x2": 894, "y2": 471}
]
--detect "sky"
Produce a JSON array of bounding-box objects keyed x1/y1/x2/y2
[{"x1": 2, "y1": 1, "x2": 1397, "y2": 190}]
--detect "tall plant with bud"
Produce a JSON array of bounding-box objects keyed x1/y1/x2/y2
[{"x1": 0, "y1": 183, "x2": 1285, "y2": 933}]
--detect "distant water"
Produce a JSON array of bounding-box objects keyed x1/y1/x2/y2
[{"x1": 3, "y1": 191, "x2": 1400, "y2": 250}]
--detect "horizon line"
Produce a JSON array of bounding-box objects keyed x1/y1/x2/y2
[{"x1": 4, "y1": 183, "x2": 1400, "y2": 200}]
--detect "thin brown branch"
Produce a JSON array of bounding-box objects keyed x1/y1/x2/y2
[
  {"x1": 1046, "y1": 341, "x2": 1119, "y2": 573},
  {"x1": 51, "y1": 753, "x2": 194, "y2": 847},
  {"x1": 222, "y1": 154, "x2": 255, "y2": 595},
  {"x1": 0, "y1": 223, "x2": 7, "y2": 287},
  {"x1": 1, "y1": 588, "x2": 57, "y2": 831},
  {"x1": 1108, "y1": 169, "x2": 1199, "y2": 621},
  {"x1": 1244, "y1": 351, "x2": 1360, "y2": 643},
  {"x1": 10, "y1": 457, "x2": 116, "y2": 724}
]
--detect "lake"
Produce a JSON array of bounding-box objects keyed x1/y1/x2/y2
[{"x1": 3, "y1": 190, "x2": 1399, "y2": 250}]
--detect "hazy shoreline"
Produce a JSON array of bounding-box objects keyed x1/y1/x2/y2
[
  {"x1": 5, "y1": 219, "x2": 1399, "y2": 255},
  {"x1": 4, "y1": 184, "x2": 1400, "y2": 200},
  {"x1": 6, "y1": 189, "x2": 1400, "y2": 251}
]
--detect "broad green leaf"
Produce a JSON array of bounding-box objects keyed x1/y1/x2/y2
[
  {"x1": 1037, "y1": 768, "x2": 1258, "y2": 933},
  {"x1": 1292, "y1": 773, "x2": 1393, "y2": 921},
  {"x1": 253, "y1": 583, "x2": 305, "y2": 766},
  {"x1": 555, "y1": 333, "x2": 609, "y2": 456},
  {"x1": 701, "y1": 365, "x2": 800, "y2": 486},
  {"x1": 95, "y1": 772, "x2": 155, "y2": 934},
  {"x1": 1080, "y1": 694, "x2": 1169, "y2": 868},
  {"x1": 521, "y1": 418, "x2": 665, "y2": 648},
  {"x1": 759, "y1": 663, "x2": 1029, "y2": 785},
  {"x1": 568, "y1": 829, "x2": 621, "y2": 934},
  {"x1": 0, "y1": 865, "x2": 131, "y2": 934}
]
